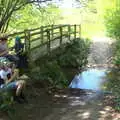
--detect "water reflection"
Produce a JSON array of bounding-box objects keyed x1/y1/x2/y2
[{"x1": 69, "y1": 68, "x2": 107, "y2": 91}]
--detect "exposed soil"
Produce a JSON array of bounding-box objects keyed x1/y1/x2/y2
[{"x1": 4, "y1": 87, "x2": 120, "y2": 120}]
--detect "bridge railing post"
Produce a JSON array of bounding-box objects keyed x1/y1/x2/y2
[
  {"x1": 74, "y1": 24, "x2": 76, "y2": 39},
  {"x1": 68, "y1": 25, "x2": 71, "y2": 40},
  {"x1": 41, "y1": 26, "x2": 43, "y2": 43},
  {"x1": 60, "y1": 26, "x2": 63, "y2": 46},
  {"x1": 79, "y1": 24, "x2": 81, "y2": 38},
  {"x1": 47, "y1": 30, "x2": 51, "y2": 54},
  {"x1": 24, "y1": 30, "x2": 31, "y2": 66},
  {"x1": 24, "y1": 30, "x2": 31, "y2": 54},
  {"x1": 51, "y1": 24, "x2": 54, "y2": 39}
]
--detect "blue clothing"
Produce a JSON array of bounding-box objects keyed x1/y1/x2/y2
[
  {"x1": 14, "y1": 43, "x2": 24, "y2": 55},
  {"x1": 0, "y1": 81, "x2": 17, "y2": 90}
]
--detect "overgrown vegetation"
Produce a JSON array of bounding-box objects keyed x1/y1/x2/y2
[
  {"x1": 104, "y1": 0, "x2": 120, "y2": 111},
  {"x1": 30, "y1": 61, "x2": 68, "y2": 89},
  {"x1": 0, "y1": 91, "x2": 13, "y2": 111},
  {"x1": 105, "y1": 70, "x2": 120, "y2": 111},
  {"x1": 58, "y1": 38, "x2": 91, "y2": 68},
  {"x1": 0, "y1": 90, "x2": 15, "y2": 119},
  {"x1": 28, "y1": 38, "x2": 91, "y2": 89}
]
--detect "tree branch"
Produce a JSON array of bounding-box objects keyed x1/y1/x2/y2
[
  {"x1": 29, "y1": 0, "x2": 52, "y2": 3},
  {"x1": 0, "y1": 0, "x2": 54, "y2": 32},
  {"x1": 0, "y1": 1, "x2": 19, "y2": 32},
  {"x1": 14, "y1": 0, "x2": 52, "y2": 11}
]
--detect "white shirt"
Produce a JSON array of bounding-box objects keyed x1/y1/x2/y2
[{"x1": 0, "y1": 68, "x2": 12, "y2": 80}]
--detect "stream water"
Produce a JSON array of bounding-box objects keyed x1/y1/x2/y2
[{"x1": 69, "y1": 68, "x2": 108, "y2": 91}]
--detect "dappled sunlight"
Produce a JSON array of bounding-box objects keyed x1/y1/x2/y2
[
  {"x1": 70, "y1": 99, "x2": 86, "y2": 106},
  {"x1": 54, "y1": 94, "x2": 68, "y2": 98},
  {"x1": 77, "y1": 111, "x2": 91, "y2": 119},
  {"x1": 104, "y1": 106, "x2": 113, "y2": 111},
  {"x1": 48, "y1": 102, "x2": 115, "y2": 120}
]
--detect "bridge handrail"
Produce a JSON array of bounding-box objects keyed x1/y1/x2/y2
[{"x1": 8, "y1": 24, "x2": 81, "y2": 61}]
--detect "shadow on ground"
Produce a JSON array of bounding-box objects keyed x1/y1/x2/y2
[{"x1": 7, "y1": 88, "x2": 117, "y2": 120}]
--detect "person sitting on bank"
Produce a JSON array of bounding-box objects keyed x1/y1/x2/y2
[
  {"x1": 0, "y1": 57, "x2": 27, "y2": 103},
  {"x1": 0, "y1": 34, "x2": 19, "y2": 67}
]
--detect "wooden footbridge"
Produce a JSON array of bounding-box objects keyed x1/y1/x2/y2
[{"x1": 8, "y1": 24, "x2": 81, "y2": 61}]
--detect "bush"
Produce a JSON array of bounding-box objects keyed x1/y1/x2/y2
[
  {"x1": 104, "y1": 3, "x2": 120, "y2": 66},
  {"x1": 0, "y1": 90, "x2": 14, "y2": 120},
  {"x1": 29, "y1": 61, "x2": 68, "y2": 88},
  {"x1": 105, "y1": 70, "x2": 120, "y2": 111},
  {"x1": 58, "y1": 38, "x2": 91, "y2": 68},
  {"x1": 104, "y1": 8, "x2": 120, "y2": 39}
]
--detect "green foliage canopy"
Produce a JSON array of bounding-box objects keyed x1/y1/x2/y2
[
  {"x1": 8, "y1": 4, "x2": 61, "y2": 32},
  {"x1": 0, "y1": 0, "x2": 52, "y2": 33}
]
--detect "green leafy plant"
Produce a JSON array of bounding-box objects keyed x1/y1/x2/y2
[
  {"x1": 0, "y1": 90, "x2": 15, "y2": 120},
  {"x1": 58, "y1": 38, "x2": 91, "y2": 68},
  {"x1": 105, "y1": 70, "x2": 120, "y2": 111},
  {"x1": 29, "y1": 61, "x2": 68, "y2": 88},
  {"x1": 0, "y1": 91, "x2": 14, "y2": 112},
  {"x1": 9, "y1": 4, "x2": 62, "y2": 32}
]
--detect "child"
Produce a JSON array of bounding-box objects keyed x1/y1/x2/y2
[{"x1": 0, "y1": 57, "x2": 27, "y2": 103}]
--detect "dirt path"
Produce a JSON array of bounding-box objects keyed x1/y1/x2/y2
[
  {"x1": 12, "y1": 88, "x2": 119, "y2": 120},
  {"x1": 2, "y1": 37, "x2": 120, "y2": 120},
  {"x1": 87, "y1": 37, "x2": 113, "y2": 67}
]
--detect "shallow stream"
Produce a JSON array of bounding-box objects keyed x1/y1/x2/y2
[{"x1": 69, "y1": 68, "x2": 109, "y2": 91}]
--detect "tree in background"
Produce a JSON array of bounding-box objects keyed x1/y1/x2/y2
[
  {"x1": 104, "y1": 0, "x2": 120, "y2": 39},
  {"x1": 0, "y1": 0, "x2": 52, "y2": 33},
  {"x1": 8, "y1": 4, "x2": 61, "y2": 32}
]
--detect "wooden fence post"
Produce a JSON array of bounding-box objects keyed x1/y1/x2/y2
[
  {"x1": 47, "y1": 30, "x2": 51, "y2": 54},
  {"x1": 41, "y1": 26, "x2": 43, "y2": 43},
  {"x1": 51, "y1": 24, "x2": 54, "y2": 39},
  {"x1": 60, "y1": 26, "x2": 63, "y2": 46},
  {"x1": 24, "y1": 30, "x2": 31, "y2": 54},
  {"x1": 68, "y1": 25, "x2": 71, "y2": 40},
  {"x1": 24, "y1": 30, "x2": 31, "y2": 66},
  {"x1": 74, "y1": 24, "x2": 76, "y2": 39},
  {"x1": 79, "y1": 24, "x2": 81, "y2": 38}
]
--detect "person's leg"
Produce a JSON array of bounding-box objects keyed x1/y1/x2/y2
[
  {"x1": 16, "y1": 80, "x2": 27, "y2": 103},
  {"x1": 6, "y1": 81, "x2": 26, "y2": 103},
  {"x1": 16, "y1": 80, "x2": 26, "y2": 97}
]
